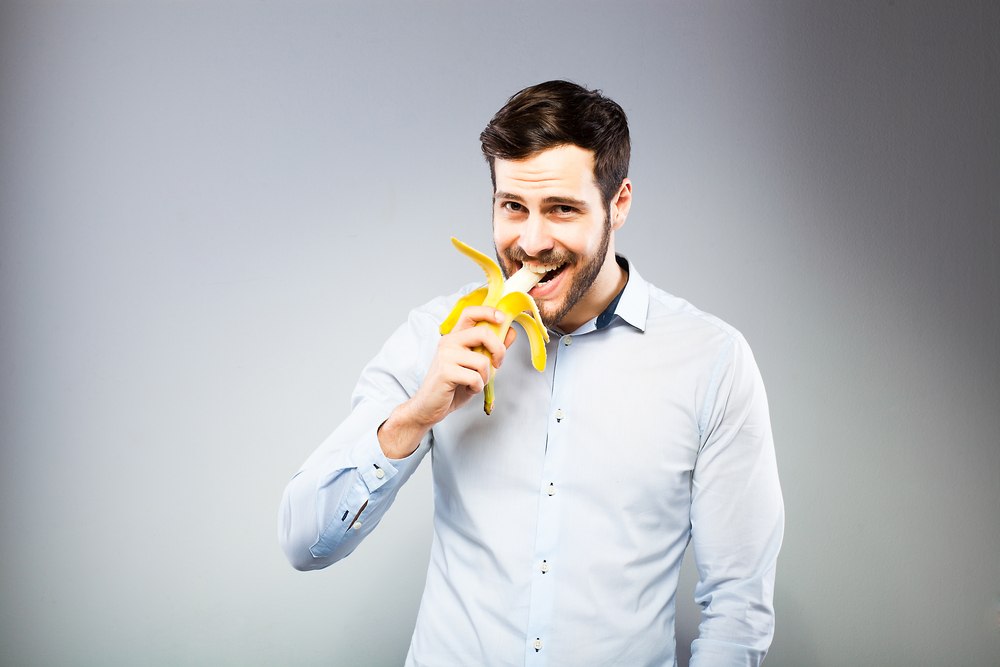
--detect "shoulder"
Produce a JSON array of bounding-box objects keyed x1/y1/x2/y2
[
  {"x1": 379, "y1": 282, "x2": 485, "y2": 354},
  {"x1": 353, "y1": 283, "x2": 484, "y2": 401},
  {"x1": 641, "y1": 279, "x2": 744, "y2": 352},
  {"x1": 638, "y1": 281, "x2": 766, "y2": 437}
]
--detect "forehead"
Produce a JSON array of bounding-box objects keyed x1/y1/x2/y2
[{"x1": 493, "y1": 145, "x2": 600, "y2": 199}]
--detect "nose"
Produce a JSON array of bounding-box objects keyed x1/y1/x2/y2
[{"x1": 517, "y1": 211, "x2": 553, "y2": 258}]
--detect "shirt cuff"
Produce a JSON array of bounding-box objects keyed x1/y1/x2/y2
[
  {"x1": 690, "y1": 638, "x2": 765, "y2": 667},
  {"x1": 357, "y1": 423, "x2": 424, "y2": 493},
  {"x1": 308, "y1": 423, "x2": 426, "y2": 559}
]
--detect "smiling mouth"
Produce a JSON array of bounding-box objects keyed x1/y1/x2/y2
[{"x1": 520, "y1": 261, "x2": 567, "y2": 286}]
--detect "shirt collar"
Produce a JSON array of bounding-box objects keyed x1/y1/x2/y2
[
  {"x1": 607, "y1": 254, "x2": 648, "y2": 332},
  {"x1": 548, "y1": 254, "x2": 648, "y2": 336}
]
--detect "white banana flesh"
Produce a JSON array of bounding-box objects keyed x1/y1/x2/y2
[{"x1": 501, "y1": 263, "x2": 556, "y2": 296}]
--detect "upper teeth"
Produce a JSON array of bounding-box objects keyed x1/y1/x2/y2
[{"x1": 525, "y1": 263, "x2": 560, "y2": 274}]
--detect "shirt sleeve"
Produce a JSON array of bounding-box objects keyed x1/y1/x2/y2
[
  {"x1": 277, "y1": 302, "x2": 440, "y2": 571},
  {"x1": 689, "y1": 333, "x2": 784, "y2": 667}
]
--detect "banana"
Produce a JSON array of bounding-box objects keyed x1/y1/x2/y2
[{"x1": 440, "y1": 237, "x2": 552, "y2": 414}]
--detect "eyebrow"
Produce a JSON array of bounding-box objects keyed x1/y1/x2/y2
[{"x1": 493, "y1": 192, "x2": 590, "y2": 209}]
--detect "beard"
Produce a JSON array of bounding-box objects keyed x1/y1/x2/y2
[{"x1": 497, "y1": 211, "x2": 612, "y2": 329}]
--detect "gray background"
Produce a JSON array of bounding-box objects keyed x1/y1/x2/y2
[{"x1": 1, "y1": 1, "x2": 997, "y2": 665}]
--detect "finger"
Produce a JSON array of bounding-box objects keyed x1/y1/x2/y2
[
  {"x1": 503, "y1": 326, "x2": 517, "y2": 349},
  {"x1": 442, "y1": 319, "x2": 509, "y2": 368},
  {"x1": 439, "y1": 345, "x2": 494, "y2": 390},
  {"x1": 452, "y1": 364, "x2": 486, "y2": 394},
  {"x1": 452, "y1": 305, "x2": 506, "y2": 332},
  {"x1": 475, "y1": 328, "x2": 509, "y2": 369}
]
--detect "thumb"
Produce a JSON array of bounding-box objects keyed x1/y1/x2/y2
[{"x1": 503, "y1": 326, "x2": 517, "y2": 349}]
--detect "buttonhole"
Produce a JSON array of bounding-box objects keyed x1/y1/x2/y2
[{"x1": 345, "y1": 501, "x2": 368, "y2": 533}]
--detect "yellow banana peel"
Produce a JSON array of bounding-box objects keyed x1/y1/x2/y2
[{"x1": 440, "y1": 237, "x2": 551, "y2": 414}]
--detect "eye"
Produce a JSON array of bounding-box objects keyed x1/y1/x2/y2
[
  {"x1": 502, "y1": 201, "x2": 524, "y2": 212},
  {"x1": 554, "y1": 205, "x2": 575, "y2": 215}
]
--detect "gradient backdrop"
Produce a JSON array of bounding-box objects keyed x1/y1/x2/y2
[{"x1": 1, "y1": 1, "x2": 997, "y2": 665}]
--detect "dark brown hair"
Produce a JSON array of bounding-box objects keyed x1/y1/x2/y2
[{"x1": 480, "y1": 80, "x2": 630, "y2": 210}]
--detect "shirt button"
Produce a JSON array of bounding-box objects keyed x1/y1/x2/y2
[
  {"x1": 533, "y1": 639, "x2": 543, "y2": 651},
  {"x1": 540, "y1": 561, "x2": 550, "y2": 573},
  {"x1": 547, "y1": 483, "x2": 555, "y2": 496},
  {"x1": 375, "y1": 468, "x2": 385, "y2": 479},
  {"x1": 563, "y1": 335, "x2": 572, "y2": 346},
  {"x1": 555, "y1": 409, "x2": 564, "y2": 421},
  {"x1": 351, "y1": 521, "x2": 362, "y2": 530}
]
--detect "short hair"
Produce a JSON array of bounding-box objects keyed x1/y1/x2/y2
[{"x1": 480, "y1": 80, "x2": 630, "y2": 210}]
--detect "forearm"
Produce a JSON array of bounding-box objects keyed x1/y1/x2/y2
[
  {"x1": 278, "y1": 403, "x2": 429, "y2": 570},
  {"x1": 377, "y1": 400, "x2": 434, "y2": 460},
  {"x1": 278, "y1": 287, "x2": 493, "y2": 569}
]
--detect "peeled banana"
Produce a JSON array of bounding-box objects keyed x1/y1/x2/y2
[{"x1": 440, "y1": 237, "x2": 551, "y2": 414}]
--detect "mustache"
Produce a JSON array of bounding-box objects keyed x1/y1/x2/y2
[{"x1": 502, "y1": 246, "x2": 577, "y2": 267}]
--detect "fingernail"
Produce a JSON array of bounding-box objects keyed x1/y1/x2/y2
[{"x1": 495, "y1": 309, "x2": 504, "y2": 321}]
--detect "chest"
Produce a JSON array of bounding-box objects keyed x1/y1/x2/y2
[{"x1": 430, "y1": 324, "x2": 713, "y2": 518}]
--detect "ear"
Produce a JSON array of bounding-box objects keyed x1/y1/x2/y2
[{"x1": 610, "y1": 179, "x2": 632, "y2": 231}]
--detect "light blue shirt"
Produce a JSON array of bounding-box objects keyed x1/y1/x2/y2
[{"x1": 279, "y1": 258, "x2": 784, "y2": 667}]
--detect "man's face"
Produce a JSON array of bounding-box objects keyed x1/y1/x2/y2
[{"x1": 492, "y1": 144, "x2": 625, "y2": 330}]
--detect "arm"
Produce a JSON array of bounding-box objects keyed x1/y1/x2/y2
[
  {"x1": 278, "y1": 298, "x2": 514, "y2": 570},
  {"x1": 689, "y1": 334, "x2": 784, "y2": 667},
  {"x1": 376, "y1": 303, "x2": 514, "y2": 458}
]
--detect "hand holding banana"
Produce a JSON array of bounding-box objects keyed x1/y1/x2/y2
[
  {"x1": 440, "y1": 238, "x2": 550, "y2": 414},
  {"x1": 376, "y1": 238, "x2": 552, "y2": 459}
]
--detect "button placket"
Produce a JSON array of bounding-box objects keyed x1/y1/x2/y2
[{"x1": 523, "y1": 334, "x2": 569, "y2": 667}]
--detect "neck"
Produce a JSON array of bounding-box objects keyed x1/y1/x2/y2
[{"x1": 557, "y1": 247, "x2": 627, "y2": 334}]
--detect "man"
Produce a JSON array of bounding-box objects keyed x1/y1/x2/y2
[{"x1": 279, "y1": 80, "x2": 784, "y2": 666}]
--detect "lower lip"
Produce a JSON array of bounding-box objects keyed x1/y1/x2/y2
[{"x1": 529, "y1": 267, "x2": 568, "y2": 299}]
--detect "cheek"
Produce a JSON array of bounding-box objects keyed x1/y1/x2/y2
[
  {"x1": 492, "y1": 232, "x2": 506, "y2": 254},
  {"x1": 493, "y1": 225, "x2": 517, "y2": 252},
  {"x1": 563, "y1": 231, "x2": 595, "y2": 257},
  {"x1": 580, "y1": 220, "x2": 609, "y2": 254}
]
